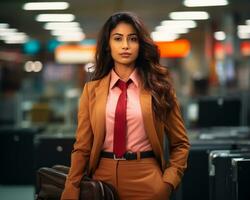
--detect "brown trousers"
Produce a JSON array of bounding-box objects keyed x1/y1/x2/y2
[{"x1": 92, "y1": 157, "x2": 170, "y2": 200}]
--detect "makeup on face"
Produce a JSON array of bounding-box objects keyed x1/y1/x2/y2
[{"x1": 109, "y1": 22, "x2": 139, "y2": 67}]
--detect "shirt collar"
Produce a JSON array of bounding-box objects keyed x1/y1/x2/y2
[{"x1": 110, "y1": 68, "x2": 140, "y2": 89}]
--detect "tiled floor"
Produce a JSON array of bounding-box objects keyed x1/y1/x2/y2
[{"x1": 0, "y1": 185, "x2": 35, "y2": 200}]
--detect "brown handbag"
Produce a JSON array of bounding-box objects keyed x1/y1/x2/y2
[{"x1": 36, "y1": 165, "x2": 119, "y2": 200}]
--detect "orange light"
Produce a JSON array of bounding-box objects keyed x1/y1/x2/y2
[
  {"x1": 55, "y1": 44, "x2": 96, "y2": 64},
  {"x1": 240, "y1": 41, "x2": 250, "y2": 56},
  {"x1": 214, "y1": 42, "x2": 234, "y2": 59},
  {"x1": 56, "y1": 44, "x2": 96, "y2": 51},
  {"x1": 155, "y1": 39, "x2": 191, "y2": 58},
  {"x1": 214, "y1": 42, "x2": 225, "y2": 59}
]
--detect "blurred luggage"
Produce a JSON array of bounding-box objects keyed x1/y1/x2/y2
[
  {"x1": 36, "y1": 165, "x2": 119, "y2": 200},
  {"x1": 209, "y1": 150, "x2": 250, "y2": 200},
  {"x1": 0, "y1": 126, "x2": 43, "y2": 184},
  {"x1": 232, "y1": 158, "x2": 250, "y2": 200},
  {"x1": 179, "y1": 140, "x2": 234, "y2": 200}
]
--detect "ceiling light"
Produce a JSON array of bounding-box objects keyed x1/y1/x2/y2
[
  {"x1": 4, "y1": 40, "x2": 27, "y2": 44},
  {"x1": 155, "y1": 26, "x2": 189, "y2": 34},
  {"x1": 51, "y1": 30, "x2": 84, "y2": 36},
  {"x1": 161, "y1": 20, "x2": 197, "y2": 28},
  {"x1": 45, "y1": 26, "x2": 82, "y2": 31},
  {"x1": 151, "y1": 31, "x2": 179, "y2": 42},
  {"x1": 214, "y1": 31, "x2": 226, "y2": 40},
  {"x1": 238, "y1": 32, "x2": 250, "y2": 39},
  {"x1": 169, "y1": 11, "x2": 209, "y2": 20},
  {"x1": 246, "y1": 20, "x2": 250, "y2": 25},
  {"x1": 36, "y1": 14, "x2": 75, "y2": 22},
  {"x1": 0, "y1": 28, "x2": 18, "y2": 35},
  {"x1": 2, "y1": 34, "x2": 28, "y2": 41},
  {"x1": 4, "y1": 37, "x2": 29, "y2": 44},
  {"x1": 44, "y1": 22, "x2": 80, "y2": 30},
  {"x1": 0, "y1": 32, "x2": 26, "y2": 37},
  {"x1": 238, "y1": 25, "x2": 250, "y2": 33},
  {"x1": 0, "y1": 33, "x2": 28, "y2": 41},
  {"x1": 183, "y1": 0, "x2": 228, "y2": 7},
  {"x1": 23, "y1": 2, "x2": 69, "y2": 10},
  {"x1": 0, "y1": 23, "x2": 9, "y2": 28},
  {"x1": 57, "y1": 35, "x2": 85, "y2": 42}
]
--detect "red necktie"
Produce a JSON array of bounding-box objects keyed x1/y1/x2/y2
[{"x1": 113, "y1": 79, "x2": 130, "y2": 157}]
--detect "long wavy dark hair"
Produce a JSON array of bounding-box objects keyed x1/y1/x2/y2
[{"x1": 93, "y1": 11, "x2": 175, "y2": 124}]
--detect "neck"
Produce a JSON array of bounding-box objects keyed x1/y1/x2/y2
[{"x1": 114, "y1": 63, "x2": 135, "y2": 81}]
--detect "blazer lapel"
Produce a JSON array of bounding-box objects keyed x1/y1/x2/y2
[
  {"x1": 93, "y1": 74, "x2": 111, "y2": 151},
  {"x1": 139, "y1": 88, "x2": 163, "y2": 160}
]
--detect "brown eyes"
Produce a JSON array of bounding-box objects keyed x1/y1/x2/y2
[
  {"x1": 114, "y1": 37, "x2": 122, "y2": 41},
  {"x1": 113, "y1": 36, "x2": 138, "y2": 42},
  {"x1": 130, "y1": 37, "x2": 138, "y2": 42}
]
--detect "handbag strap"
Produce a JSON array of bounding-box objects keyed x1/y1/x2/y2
[
  {"x1": 103, "y1": 182, "x2": 116, "y2": 200},
  {"x1": 97, "y1": 181, "x2": 105, "y2": 199}
]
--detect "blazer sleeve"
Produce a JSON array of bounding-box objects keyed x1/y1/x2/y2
[
  {"x1": 61, "y1": 83, "x2": 93, "y2": 200},
  {"x1": 162, "y1": 96, "x2": 190, "y2": 190}
]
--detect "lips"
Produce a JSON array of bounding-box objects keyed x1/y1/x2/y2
[{"x1": 120, "y1": 52, "x2": 131, "y2": 57}]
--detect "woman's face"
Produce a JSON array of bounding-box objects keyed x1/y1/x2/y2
[{"x1": 109, "y1": 22, "x2": 139, "y2": 67}]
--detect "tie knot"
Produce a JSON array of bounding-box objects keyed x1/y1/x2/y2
[{"x1": 117, "y1": 79, "x2": 131, "y2": 91}]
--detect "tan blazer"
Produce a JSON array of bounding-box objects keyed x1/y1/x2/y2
[{"x1": 61, "y1": 72, "x2": 190, "y2": 200}]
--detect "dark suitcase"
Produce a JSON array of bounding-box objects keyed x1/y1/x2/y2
[
  {"x1": 34, "y1": 134, "x2": 75, "y2": 170},
  {"x1": 209, "y1": 150, "x2": 250, "y2": 200},
  {"x1": 36, "y1": 165, "x2": 119, "y2": 200},
  {"x1": 232, "y1": 158, "x2": 250, "y2": 200},
  {"x1": 0, "y1": 127, "x2": 42, "y2": 184},
  {"x1": 179, "y1": 140, "x2": 234, "y2": 200}
]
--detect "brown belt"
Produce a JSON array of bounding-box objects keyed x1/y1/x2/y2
[{"x1": 100, "y1": 151, "x2": 155, "y2": 160}]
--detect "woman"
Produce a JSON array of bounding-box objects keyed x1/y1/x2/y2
[{"x1": 61, "y1": 11, "x2": 190, "y2": 200}]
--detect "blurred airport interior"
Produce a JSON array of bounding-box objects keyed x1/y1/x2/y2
[{"x1": 1, "y1": 0, "x2": 250, "y2": 200}]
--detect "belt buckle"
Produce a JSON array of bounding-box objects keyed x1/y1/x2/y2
[{"x1": 113, "y1": 154, "x2": 126, "y2": 160}]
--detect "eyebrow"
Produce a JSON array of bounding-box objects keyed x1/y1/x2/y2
[{"x1": 111, "y1": 33, "x2": 137, "y2": 37}]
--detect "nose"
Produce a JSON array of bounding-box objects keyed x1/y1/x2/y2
[{"x1": 122, "y1": 39, "x2": 129, "y2": 49}]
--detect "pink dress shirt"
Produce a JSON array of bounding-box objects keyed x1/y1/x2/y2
[{"x1": 102, "y1": 69, "x2": 152, "y2": 152}]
